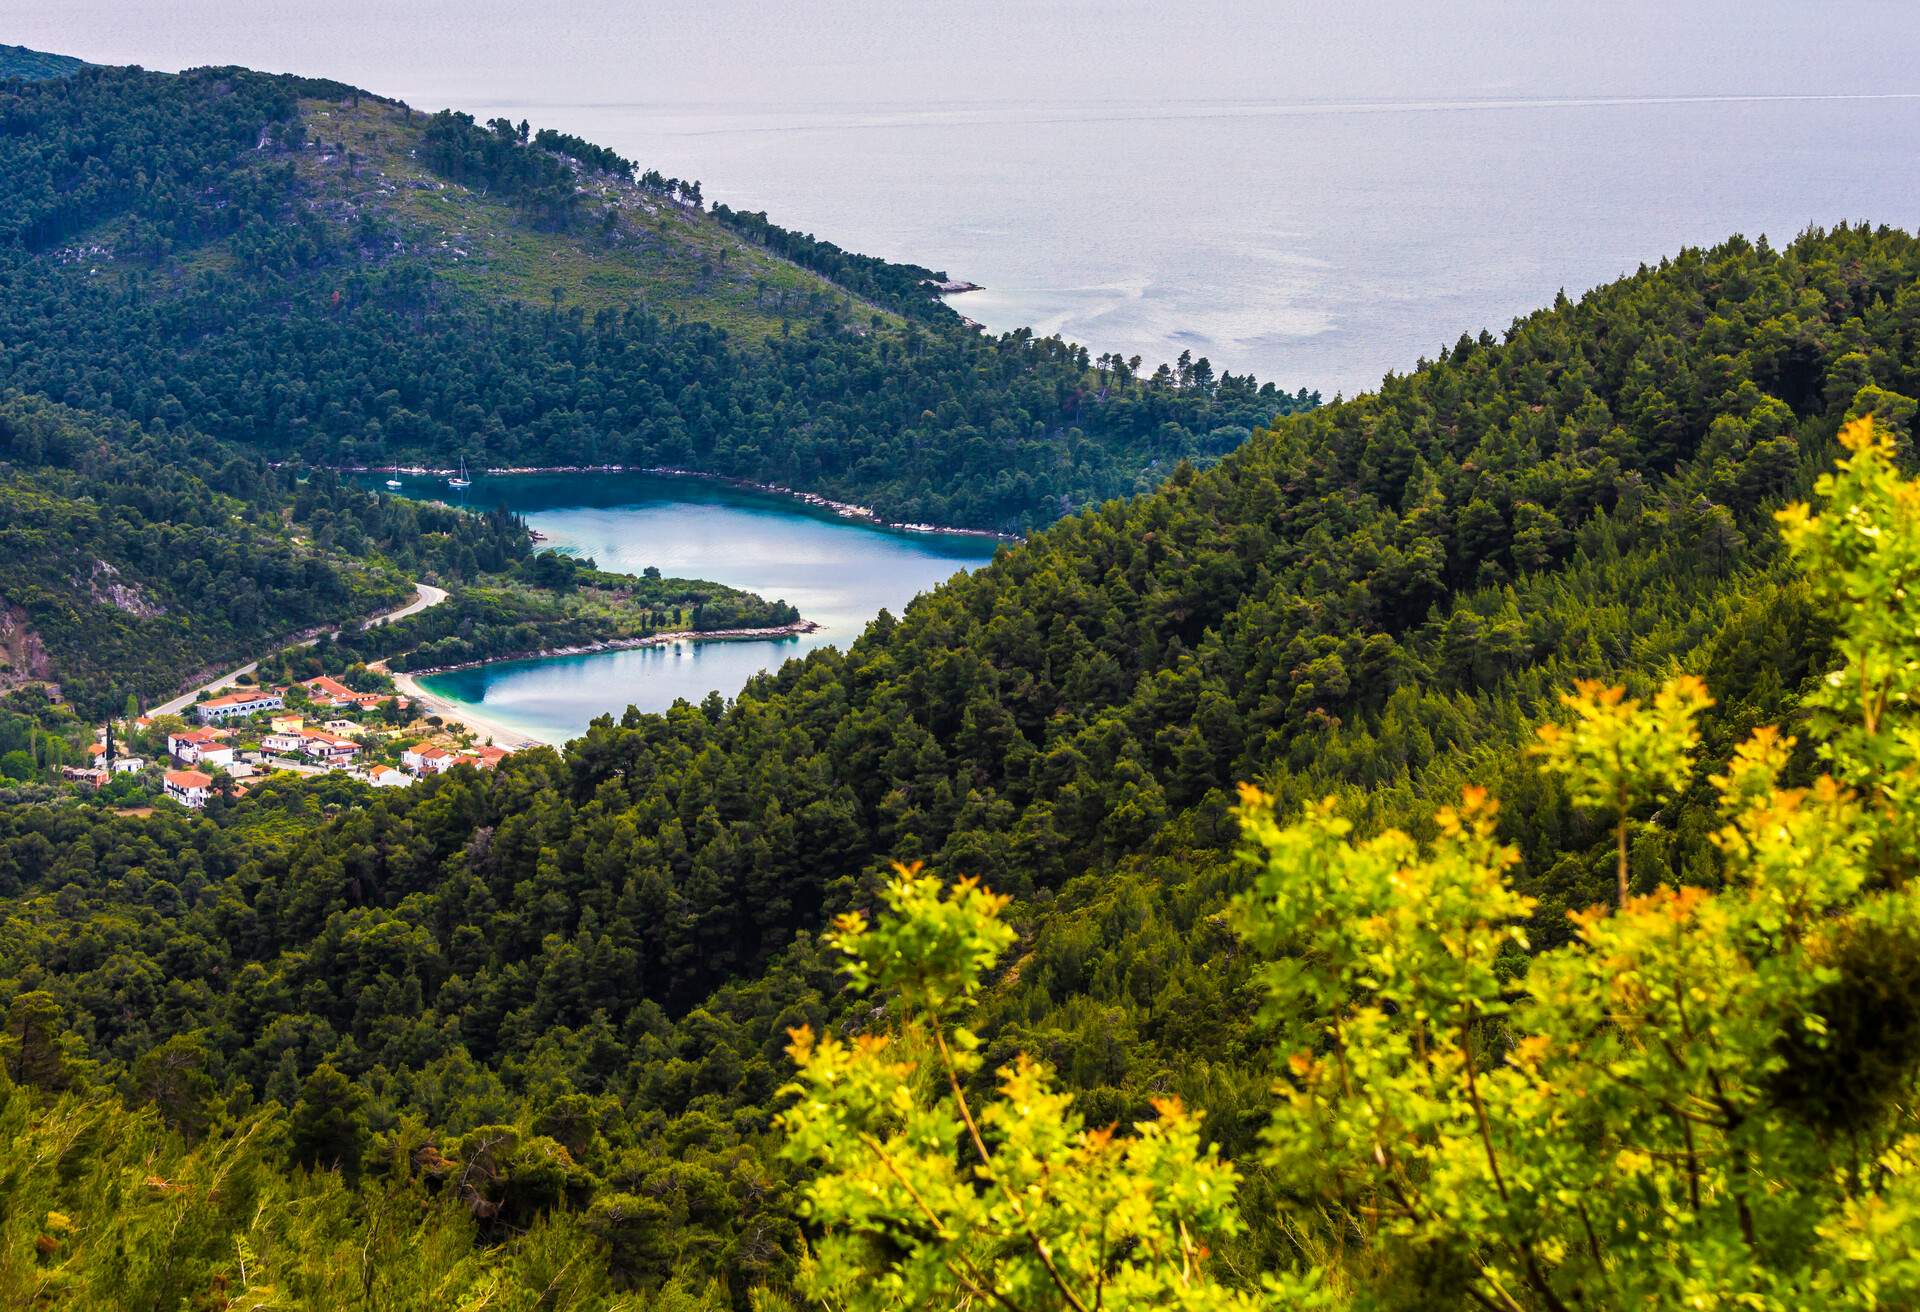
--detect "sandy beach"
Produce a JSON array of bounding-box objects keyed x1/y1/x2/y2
[{"x1": 390, "y1": 669, "x2": 551, "y2": 749}]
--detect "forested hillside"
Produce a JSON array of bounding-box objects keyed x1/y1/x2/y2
[
  {"x1": 5, "y1": 225, "x2": 1917, "y2": 1305},
  {"x1": 0, "y1": 392, "x2": 812, "y2": 716},
  {"x1": 0, "y1": 44, "x2": 84, "y2": 81},
  {"x1": 0, "y1": 393, "x2": 463, "y2": 711},
  {"x1": 0, "y1": 63, "x2": 1314, "y2": 533}
]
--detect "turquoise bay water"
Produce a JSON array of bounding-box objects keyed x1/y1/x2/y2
[{"x1": 377, "y1": 472, "x2": 1000, "y2": 744}]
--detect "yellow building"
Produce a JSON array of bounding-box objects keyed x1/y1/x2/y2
[{"x1": 269, "y1": 714, "x2": 305, "y2": 734}]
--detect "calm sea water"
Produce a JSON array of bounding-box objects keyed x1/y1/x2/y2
[
  {"x1": 13, "y1": 8, "x2": 1920, "y2": 396},
  {"x1": 21, "y1": 4, "x2": 1920, "y2": 734},
  {"x1": 379, "y1": 473, "x2": 998, "y2": 743},
  {"x1": 452, "y1": 93, "x2": 1920, "y2": 397}
]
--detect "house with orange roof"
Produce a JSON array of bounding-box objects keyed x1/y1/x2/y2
[
  {"x1": 299, "y1": 731, "x2": 361, "y2": 766},
  {"x1": 365, "y1": 763, "x2": 410, "y2": 788},
  {"x1": 167, "y1": 727, "x2": 235, "y2": 768},
  {"x1": 302, "y1": 675, "x2": 357, "y2": 705},
  {"x1": 401, "y1": 744, "x2": 455, "y2": 776},
  {"x1": 164, "y1": 768, "x2": 213, "y2": 808}
]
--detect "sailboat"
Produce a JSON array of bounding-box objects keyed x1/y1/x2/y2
[
  {"x1": 448, "y1": 457, "x2": 472, "y2": 489},
  {"x1": 384, "y1": 475, "x2": 403, "y2": 488}
]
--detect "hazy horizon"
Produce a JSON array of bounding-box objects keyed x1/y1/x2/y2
[
  {"x1": 12, "y1": 3, "x2": 1917, "y2": 395},
  {"x1": 12, "y1": 2, "x2": 1920, "y2": 109}
]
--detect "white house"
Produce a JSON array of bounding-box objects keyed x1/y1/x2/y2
[
  {"x1": 261, "y1": 732, "x2": 306, "y2": 755},
  {"x1": 164, "y1": 768, "x2": 213, "y2": 808},
  {"x1": 168, "y1": 728, "x2": 234, "y2": 766},
  {"x1": 402, "y1": 744, "x2": 455, "y2": 775},
  {"x1": 195, "y1": 689, "x2": 285, "y2": 723},
  {"x1": 365, "y1": 763, "x2": 411, "y2": 788},
  {"x1": 168, "y1": 729, "x2": 224, "y2": 760},
  {"x1": 300, "y1": 732, "x2": 361, "y2": 766},
  {"x1": 110, "y1": 756, "x2": 145, "y2": 774},
  {"x1": 323, "y1": 718, "x2": 362, "y2": 735}
]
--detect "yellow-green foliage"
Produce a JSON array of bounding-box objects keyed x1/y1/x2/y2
[
  {"x1": 780, "y1": 867, "x2": 1300, "y2": 1311},
  {"x1": 783, "y1": 418, "x2": 1920, "y2": 1309}
]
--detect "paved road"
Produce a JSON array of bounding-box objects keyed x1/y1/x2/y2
[
  {"x1": 148, "y1": 582, "x2": 449, "y2": 718},
  {"x1": 365, "y1": 582, "x2": 447, "y2": 627}
]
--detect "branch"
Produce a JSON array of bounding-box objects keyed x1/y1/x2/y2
[
  {"x1": 932, "y1": 1025, "x2": 1093, "y2": 1312},
  {"x1": 857, "y1": 1131, "x2": 1031, "y2": 1312}
]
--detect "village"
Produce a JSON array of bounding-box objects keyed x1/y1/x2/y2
[{"x1": 69, "y1": 673, "x2": 515, "y2": 810}]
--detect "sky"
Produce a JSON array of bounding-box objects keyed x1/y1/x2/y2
[{"x1": 9, "y1": 1, "x2": 1920, "y2": 111}]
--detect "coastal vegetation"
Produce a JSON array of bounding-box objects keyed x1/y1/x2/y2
[
  {"x1": 2, "y1": 213, "x2": 1918, "y2": 1307},
  {"x1": 0, "y1": 64, "x2": 1316, "y2": 534},
  {"x1": 0, "y1": 389, "x2": 801, "y2": 725},
  {"x1": 315, "y1": 551, "x2": 804, "y2": 676},
  {"x1": 0, "y1": 393, "x2": 416, "y2": 714}
]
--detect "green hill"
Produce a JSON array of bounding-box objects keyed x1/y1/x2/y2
[
  {"x1": 0, "y1": 394, "x2": 423, "y2": 710},
  {"x1": 0, "y1": 43, "x2": 85, "y2": 80},
  {"x1": 0, "y1": 64, "x2": 1315, "y2": 534},
  {"x1": 0, "y1": 394, "x2": 796, "y2": 715},
  {"x1": 3, "y1": 224, "x2": 1915, "y2": 1304}
]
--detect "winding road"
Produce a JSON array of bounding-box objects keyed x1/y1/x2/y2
[{"x1": 148, "y1": 582, "x2": 448, "y2": 718}]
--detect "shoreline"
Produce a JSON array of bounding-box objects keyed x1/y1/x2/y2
[
  {"x1": 391, "y1": 619, "x2": 823, "y2": 746},
  {"x1": 148, "y1": 581, "x2": 447, "y2": 718},
  {"x1": 402, "y1": 618, "x2": 821, "y2": 678},
  {"x1": 337, "y1": 463, "x2": 1022, "y2": 543},
  {"x1": 389, "y1": 668, "x2": 552, "y2": 749}
]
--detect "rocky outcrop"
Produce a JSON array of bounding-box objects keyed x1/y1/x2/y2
[
  {"x1": 0, "y1": 603, "x2": 52, "y2": 688},
  {"x1": 89, "y1": 560, "x2": 166, "y2": 618}
]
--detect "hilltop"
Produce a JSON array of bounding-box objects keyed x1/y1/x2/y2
[
  {"x1": 0, "y1": 63, "x2": 1315, "y2": 533},
  {"x1": 290, "y1": 95, "x2": 916, "y2": 339},
  {"x1": 0, "y1": 43, "x2": 85, "y2": 80}
]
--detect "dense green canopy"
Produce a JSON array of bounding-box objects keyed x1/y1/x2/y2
[
  {"x1": 4, "y1": 221, "x2": 1918, "y2": 1304},
  {"x1": 0, "y1": 64, "x2": 1314, "y2": 535}
]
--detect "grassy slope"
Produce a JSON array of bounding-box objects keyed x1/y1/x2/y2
[{"x1": 288, "y1": 96, "x2": 897, "y2": 339}]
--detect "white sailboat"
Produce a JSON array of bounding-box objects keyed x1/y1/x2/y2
[
  {"x1": 448, "y1": 457, "x2": 472, "y2": 489},
  {"x1": 385, "y1": 476, "x2": 403, "y2": 488}
]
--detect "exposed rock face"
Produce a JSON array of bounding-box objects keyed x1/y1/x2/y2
[
  {"x1": 89, "y1": 560, "x2": 166, "y2": 618},
  {"x1": 0, "y1": 603, "x2": 52, "y2": 687}
]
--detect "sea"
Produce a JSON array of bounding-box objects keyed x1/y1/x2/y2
[{"x1": 11, "y1": 4, "x2": 1920, "y2": 397}]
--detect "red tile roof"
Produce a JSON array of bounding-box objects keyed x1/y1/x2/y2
[
  {"x1": 165, "y1": 769, "x2": 213, "y2": 789},
  {"x1": 202, "y1": 690, "x2": 280, "y2": 709}
]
